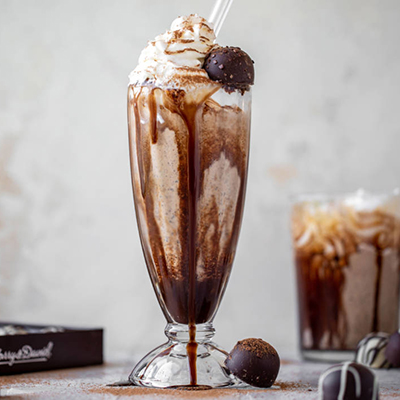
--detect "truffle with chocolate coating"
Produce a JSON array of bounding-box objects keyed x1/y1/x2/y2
[
  {"x1": 204, "y1": 47, "x2": 254, "y2": 92},
  {"x1": 319, "y1": 362, "x2": 379, "y2": 400},
  {"x1": 385, "y1": 331, "x2": 400, "y2": 367},
  {"x1": 225, "y1": 338, "x2": 280, "y2": 388},
  {"x1": 355, "y1": 332, "x2": 391, "y2": 369}
]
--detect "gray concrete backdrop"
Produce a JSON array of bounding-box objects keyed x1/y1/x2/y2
[{"x1": 0, "y1": 0, "x2": 399, "y2": 358}]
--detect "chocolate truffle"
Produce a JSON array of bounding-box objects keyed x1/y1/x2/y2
[
  {"x1": 225, "y1": 338, "x2": 280, "y2": 388},
  {"x1": 319, "y1": 362, "x2": 379, "y2": 400},
  {"x1": 385, "y1": 331, "x2": 400, "y2": 367},
  {"x1": 355, "y1": 332, "x2": 391, "y2": 369},
  {"x1": 204, "y1": 46, "x2": 255, "y2": 92}
]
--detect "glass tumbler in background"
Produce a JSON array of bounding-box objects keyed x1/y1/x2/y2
[
  {"x1": 291, "y1": 190, "x2": 400, "y2": 361},
  {"x1": 127, "y1": 84, "x2": 251, "y2": 387}
]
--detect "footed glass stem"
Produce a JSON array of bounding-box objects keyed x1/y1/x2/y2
[{"x1": 129, "y1": 323, "x2": 240, "y2": 388}]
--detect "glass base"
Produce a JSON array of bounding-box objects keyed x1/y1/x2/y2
[
  {"x1": 129, "y1": 323, "x2": 240, "y2": 388},
  {"x1": 301, "y1": 349, "x2": 355, "y2": 363}
]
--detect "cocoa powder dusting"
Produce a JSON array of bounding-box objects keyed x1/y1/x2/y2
[
  {"x1": 275, "y1": 381, "x2": 313, "y2": 392},
  {"x1": 87, "y1": 385, "x2": 273, "y2": 398},
  {"x1": 236, "y1": 338, "x2": 275, "y2": 358}
]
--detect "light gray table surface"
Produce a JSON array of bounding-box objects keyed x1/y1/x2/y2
[{"x1": 0, "y1": 354, "x2": 399, "y2": 399}]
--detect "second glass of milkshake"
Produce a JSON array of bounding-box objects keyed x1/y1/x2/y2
[
  {"x1": 127, "y1": 15, "x2": 254, "y2": 388},
  {"x1": 292, "y1": 190, "x2": 400, "y2": 361}
]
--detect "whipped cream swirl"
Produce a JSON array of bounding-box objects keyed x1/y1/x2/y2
[
  {"x1": 129, "y1": 15, "x2": 217, "y2": 89},
  {"x1": 292, "y1": 192, "x2": 400, "y2": 265},
  {"x1": 292, "y1": 205, "x2": 357, "y2": 265}
]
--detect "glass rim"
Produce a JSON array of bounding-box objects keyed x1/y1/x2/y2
[
  {"x1": 289, "y1": 188, "x2": 400, "y2": 204},
  {"x1": 127, "y1": 82, "x2": 253, "y2": 94}
]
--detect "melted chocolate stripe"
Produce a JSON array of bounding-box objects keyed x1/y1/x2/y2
[
  {"x1": 148, "y1": 89, "x2": 158, "y2": 144},
  {"x1": 372, "y1": 250, "x2": 383, "y2": 332},
  {"x1": 132, "y1": 87, "x2": 146, "y2": 198},
  {"x1": 164, "y1": 48, "x2": 209, "y2": 55}
]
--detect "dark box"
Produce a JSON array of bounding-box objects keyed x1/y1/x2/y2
[{"x1": 0, "y1": 322, "x2": 103, "y2": 375}]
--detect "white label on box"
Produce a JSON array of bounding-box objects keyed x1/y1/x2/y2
[{"x1": 0, "y1": 341, "x2": 53, "y2": 366}]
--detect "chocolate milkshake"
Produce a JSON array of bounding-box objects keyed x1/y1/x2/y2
[
  {"x1": 292, "y1": 191, "x2": 400, "y2": 360},
  {"x1": 127, "y1": 15, "x2": 254, "y2": 387}
]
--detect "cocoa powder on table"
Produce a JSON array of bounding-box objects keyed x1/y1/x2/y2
[
  {"x1": 87, "y1": 386, "x2": 263, "y2": 398},
  {"x1": 86, "y1": 380, "x2": 313, "y2": 398}
]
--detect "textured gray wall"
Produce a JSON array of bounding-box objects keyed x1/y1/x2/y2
[{"x1": 1, "y1": 0, "x2": 399, "y2": 358}]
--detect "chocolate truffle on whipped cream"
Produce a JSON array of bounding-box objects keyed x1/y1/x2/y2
[{"x1": 204, "y1": 46, "x2": 255, "y2": 93}]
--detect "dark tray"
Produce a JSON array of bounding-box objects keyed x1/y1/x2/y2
[{"x1": 0, "y1": 322, "x2": 103, "y2": 375}]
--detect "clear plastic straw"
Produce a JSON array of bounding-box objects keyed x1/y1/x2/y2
[{"x1": 209, "y1": 0, "x2": 234, "y2": 37}]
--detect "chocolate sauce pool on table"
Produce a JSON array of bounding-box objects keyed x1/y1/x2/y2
[{"x1": 128, "y1": 85, "x2": 250, "y2": 385}]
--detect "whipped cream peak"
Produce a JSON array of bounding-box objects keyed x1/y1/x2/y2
[{"x1": 129, "y1": 14, "x2": 218, "y2": 90}]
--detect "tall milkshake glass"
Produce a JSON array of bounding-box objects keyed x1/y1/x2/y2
[{"x1": 126, "y1": 15, "x2": 253, "y2": 388}]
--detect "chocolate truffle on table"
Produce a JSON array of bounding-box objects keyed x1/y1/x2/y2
[
  {"x1": 318, "y1": 362, "x2": 379, "y2": 400},
  {"x1": 385, "y1": 331, "x2": 400, "y2": 367},
  {"x1": 355, "y1": 332, "x2": 391, "y2": 369},
  {"x1": 225, "y1": 338, "x2": 280, "y2": 388},
  {"x1": 204, "y1": 46, "x2": 255, "y2": 92}
]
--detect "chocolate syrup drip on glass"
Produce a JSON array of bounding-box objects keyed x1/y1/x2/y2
[
  {"x1": 372, "y1": 250, "x2": 383, "y2": 332},
  {"x1": 128, "y1": 85, "x2": 250, "y2": 385},
  {"x1": 296, "y1": 255, "x2": 346, "y2": 350},
  {"x1": 183, "y1": 101, "x2": 202, "y2": 385}
]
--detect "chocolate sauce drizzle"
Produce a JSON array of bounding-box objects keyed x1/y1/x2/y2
[
  {"x1": 296, "y1": 255, "x2": 347, "y2": 349},
  {"x1": 185, "y1": 100, "x2": 202, "y2": 385},
  {"x1": 372, "y1": 250, "x2": 383, "y2": 333}
]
